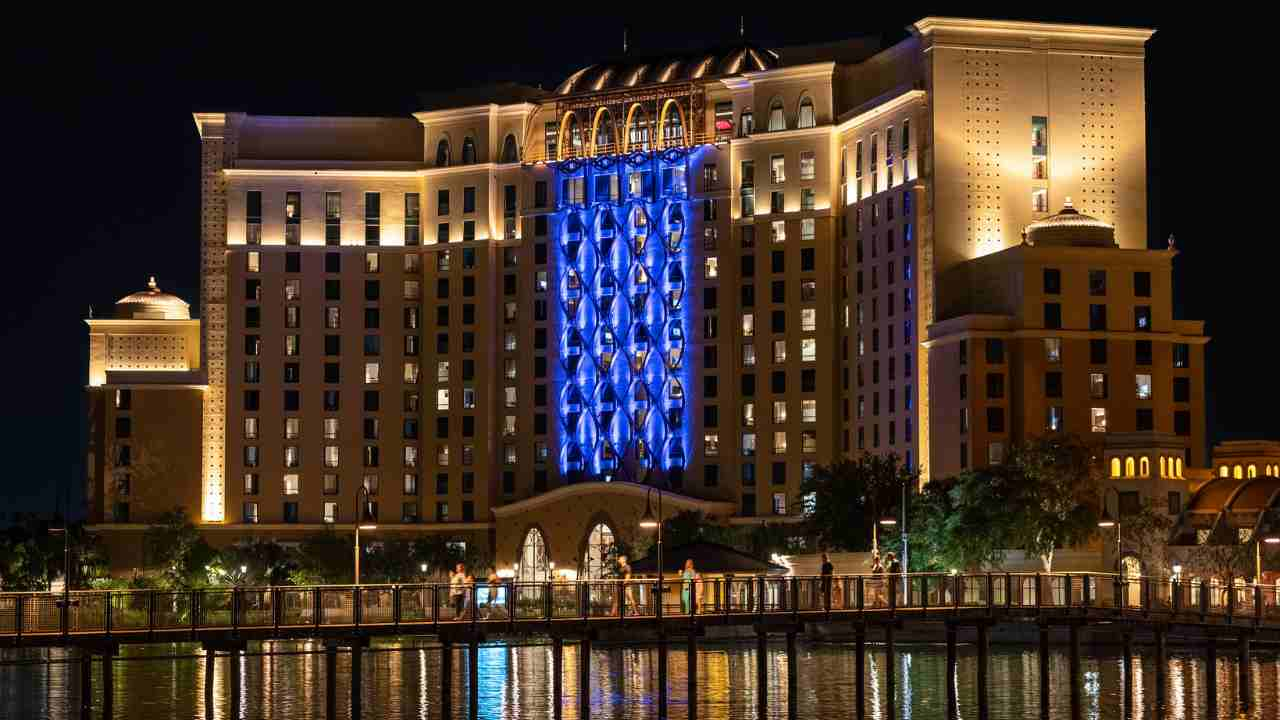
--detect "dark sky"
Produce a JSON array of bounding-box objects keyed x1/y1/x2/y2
[{"x1": 4, "y1": 10, "x2": 1271, "y2": 517}]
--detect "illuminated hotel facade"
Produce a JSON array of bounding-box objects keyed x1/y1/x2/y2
[{"x1": 86, "y1": 17, "x2": 1208, "y2": 575}]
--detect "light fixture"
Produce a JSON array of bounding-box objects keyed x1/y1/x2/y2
[
  {"x1": 360, "y1": 524, "x2": 377, "y2": 531},
  {"x1": 879, "y1": 516, "x2": 898, "y2": 527},
  {"x1": 420, "y1": 563, "x2": 429, "y2": 573},
  {"x1": 1097, "y1": 509, "x2": 1116, "y2": 529},
  {"x1": 639, "y1": 494, "x2": 658, "y2": 529},
  {"x1": 1265, "y1": 536, "x2": 1280, "y2": 545},
  {"x1": 240, "y1": 565, "x2": 247, "y2": 574}
]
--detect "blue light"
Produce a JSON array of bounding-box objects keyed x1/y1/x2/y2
[{"x1": 553, "y1": 148, "x2": 699, "y2": 482}]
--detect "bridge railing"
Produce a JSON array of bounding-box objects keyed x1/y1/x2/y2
[{"x1": 3, "y1": 572, "x2": 1278, "y2": 640}]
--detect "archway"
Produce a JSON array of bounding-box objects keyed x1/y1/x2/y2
[
  {"x1": 517, "y1": 527, "x2": 551, "y2": 582},
  {"x1": 435, "y1": 137, "x2": 451, "y2": 167},
  {"x1": 558, "y1": 112, "x2": 583, "y2": 160},
  {"x1": 500, "y1": 134, "x2": 519, "y2": 163},
  {"x1": 591, "y1": 108, "x2": 616, "y2": 155},
  {"x1": 657, "y1": 99, "x2": 686, "y2": 148},
  {"x1": 581, "y1": 522, "x2": 616, "y2": 580},
  {"x1": 624, "y1": 104, "x2": 651, "y2": 153},
  {"x1": 1121, "y1": 556, "x2": 1142, "y2": 608}
]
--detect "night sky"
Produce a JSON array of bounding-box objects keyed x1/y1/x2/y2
[{"x1": 5, "y1": 10, "x2": 1270, "y2": 518}]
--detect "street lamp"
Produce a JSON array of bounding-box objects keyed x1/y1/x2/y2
[
  {"x1": 1255, "y1": 534, "x2": 1280, "y2": 584},
  {"x1": 639, "y1": 478, "x2": 664, "y2": 619},
  {"x1": 1098, "y1": 487, "x2": 1122, "y2": 563},
  {"x1": 354, "y1": 485, "x2": 377, "y2": 585}
]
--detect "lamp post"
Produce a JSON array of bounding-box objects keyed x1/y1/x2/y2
[
  {"x1": 878, "y1": 477, "x2": 909, "y2": 595},
  {"x1": 639, "y1": 482, "x2": 664, "y2": 619},
  {"x1": 1097, "y1": 487, "x2": 1123, "y2": 564},
  {"x1": 353, "y1": 485, "x2": 377, "y2": 585}
]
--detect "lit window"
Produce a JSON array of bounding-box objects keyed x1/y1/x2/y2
[
  {"x1": 772, "y1": 493, "x2": 787, "y2": 515},
  {"x1": 802, "y1": 400, "x2": 816, "y2": 423},
  {"x1": 773, "y1": 340, "x2": 787, "y2": 363},
  {"x1": 505, "y1": 387, "x2": 517, "y2": 408},
  {"x1": 801, "y1": 218, "x2": 815, "y2": 240},
  {"x1": 1032, "y1": 189, "x2": 1048, "y2": 213},
  {"x1": 773, "y1": 401, "x2": 788, "y2": 424},
  {"x1": 801, "y1": 338, "x2": 817, "y2": 362},
  {"x1": 801, "y1": 308, "x2": 816, "y2": 332},
  {"x1": 243, "y1": 418, "x2": 259, "y2": 440},
  {"x1": 437, "y1": 361, "x2": 450, "y2": 382},
  {"x1": 324, "y1": 445, "x2": 339, "y2": 468},
  {"x1": 283, "y1": 474, "x2": 301, "y2": 495},
  {"x1": 436, "y1": 388, "x2": 450, "y2": 411},
  {"x1": 1091, "y1": 407, "x2": 1108, "y2": 433},
  {"x1": 802, "y1": 430, "x2": 817, "y2": 453},
  {"x1": 704, "y1": 256, "x2": 719, "y2": 279},
  {"x1": 705, "y1": 433, "x2": 720, "y2": 456},
  {"x1": 743, "y1": 403, "x2": 755, "y2": 427},
  {"x1": 799, "y1": 151, "x2": 815, "y2": 180},
  {"x1": 773, "y1": 431, "x2": 787, "y2": 454},
  {"x1": 742, "y1": 344, "x2": 756, "y2": 367},
  {"x1": 364, "y1": 362, "x2": 381, "y2": 384},
  {"x1": 403, "y1": 362, "x2": 420, "y2": 384},
  {"x1": 462, "y1": 388, "x2": 476, "y2": 409},
  {"x1": 742, "y1": 432, "x2": 756, "y2": 456},
  {"x1": 1090, "y1": 373, "x2": 1107, "y2": 399},
  {"x1": 770, "y1": 154, "x2": 786, "y2": 184},
  {"x1": 323, "y1": 418, "x2": 339, "y2": 440},
  {"x1": 771, "y1": 221, "x2": 786, "y2": 243},
  {"x1": 988, "y1": 442, "x2": 1004, "y2": 465},
  {"x1": 742, "y1": 313, "x2": 754, "y2": 337},
  {"x1": 504, "y1": 331, "x2": 517, "y2": 351},
  {"x1": 1136, "y1": 374, "x2": 1152, "y2": 400},
  {"x1": 324, "y1": 503, "x2": 338, "y2": 524},
  {"x1": 404, "y1": 446, "x2": 419, "y2": 468},
  {"x1": 1044, "y1": 338, "x2": 1061, "y2": 363}
]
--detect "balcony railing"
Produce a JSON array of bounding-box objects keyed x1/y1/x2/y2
[
  {"x1": 2, "y1": 573, "x2": 1277, "y2": 641},
  {"x1": 523, "y1": 131, "x2": 721, "y2": 165}
]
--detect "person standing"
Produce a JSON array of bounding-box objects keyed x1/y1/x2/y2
[
  {"x1": 870, "y1": 551, "x2": 885, "y2": 606},
  {"x1": 681, "y1": 559, "x2": 700, "y2": 615},
  {"x1": 615, "y1": 555, "x2": 636, "y2": 616},
  {"x1": 820, "y1": 552, "x2": 835, "y2": 609}
]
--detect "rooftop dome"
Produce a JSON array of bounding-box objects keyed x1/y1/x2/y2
[
  {"x1": 115, "y1": 277, "x2": 191, "y2": 320},
  {"x1": 1024, "y1": 198, "x2": 1116, "y2": 248},
  {"x1": 554, "y1": 43, "x2": 778, "y2": 96}
]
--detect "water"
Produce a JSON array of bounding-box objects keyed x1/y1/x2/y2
[{"x1": 1, "y1": 638, "x2": 1275, "y2": 719}]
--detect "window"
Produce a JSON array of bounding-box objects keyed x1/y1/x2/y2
[
  {"x1": 704, "y1": 256, "x2": 719, "y2": 279},
  {"x1": 1043, "y1": 268, "x2": 1061, "y2": 295},
  {"x1": 768, "y1": 98, "x2": 785, "y2": 131},
  {"x1": 283, "y1": 474, "x2": 301, "y2": 496},
  {"x1": 1047, "y1": 406, "x2": 1064, "y2": 431},
  {"x1": 801, "y1": 338, "x2": 816, "y2": 361},
  {"x1": 1090, "y1": 372, "x2": 1108, "y2": 399},
  {"x1": 1089, "y1": 304, "x2": 1107, "y2": 331},
  {"x1": 1135, "y1": 306, "x2": 1152, "y2": 331},
  {"x1": 1044, "y1": 303, "x2": 1061, "y2": 330},
  {"x1": 985, "y1": 339, "x2": 1004, "y2": 364},
  {"x1": 1134, "y1": 271, "x2": 1151, "y2": 298},
  {"x1": 1174, "y1": 343, "x2": 1190, "y2": 368},
  {"x1": 797, "y1": 97, "x2": 815, "y2": 129},
  {"x1": 1089, "y1": 270, "x2": 1107, "y2": 296},
  {"x1": 1044, "y1": 338, "x2": 1061, "y2": 363},
  {"x1": 1136, "y1": 373, "x2": 1152, "y2": 400},
  {"x1": 770, "y1": 154, "x2": 786, "y2": 184},
  {"x1": 1091, "y1": 407, "x2": 1108, "y2": 433},
  {"x1": 364, "y1": 192, "x2": 381, "y2": 245},
  {"x1": 773, "y1": 493, "x2": 787, "y2": 515},
  {"x1": 1173, "y1": 377, "x2": 1191, "y2": 403},
  {"x1": 1090, "y1": 339, "x2": 1108, "y2": 365}
]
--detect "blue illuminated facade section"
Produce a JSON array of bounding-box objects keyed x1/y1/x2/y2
[{"x1": 554, "y1": 148, "x2": 696, "y2": 483}]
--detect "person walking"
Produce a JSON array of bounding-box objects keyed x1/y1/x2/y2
[
  {"x1": 681, "y1": 559, "x2": 700, "y2": 615},
  {"x1": 820, "y1": 552, "x2": 835, "y2": 609},
  {"x1": 615, "y1": 555, "x2": 637, "y2": 616},
  {"x1": 870, "y1": 550, "x2": 885, "y2": 606},
  {"x1": 885, "y1": 551, "x2": 902, "y2": 605},
  {"x1": 449, "y1": 563, "x2": 467, "y2": 619}
]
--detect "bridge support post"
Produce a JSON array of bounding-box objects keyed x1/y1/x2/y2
[
  {"x1": 1206, "y1": 635, "x2": 1218, "y2": 715},
  {"x1": 325, "y1": 644, "x2": 337, "y2": 720},
  {"x1": 945, "y1": 623, "x2": 958, "y2": 720},
  {"x1": 1122, "y1": 631, "x2": 1133, "y2": 718},
  {"x1": 578, "y1": 634, "x2": 591, "y2": 720},
  {"x1": 854, "y1": 624, "x2": 866, "y2": 720},
  {"x1": 755, "y1": 628, "x2": 768, "y2": 718},
  {"x1": 686, "y1": 632, "x2": 697, "y2": 720},
  {"x1": 976, "y1": 622, "x2": 990, "y2": 720},
  {"x1": 1153, "y1": 625, "x2": 1166, "y2": 712},
  {"x1": 552, "y1": 636, "x2": 563, "y2": 720},
  {"x1": 469, "y1": 636, "x2": 480, "y2": 720},
  {"x1": 786, "y1": 630, "x2": 798, "y2": 720},
  {"x1": 442, "y1": 638, "x2": 454, "y2": 720},
  {"x1": 1038, "y1": 624, "x2": 1050, "y2": 720},
  {"x1": 1067, "y1": 623, "x2": 1080, "y2": 720},
  {"x1": 657, "y1": 633, "x2": 668, "y2": 720},
  {"x1": 1239, "y1": 634, "x2": 1252, "y2": 710},
  {"x1": 885, "y1": 623, "x2": 896, "y2": 720},
  {"x1": 205, "y1": 649, "x2": 216, "y2": 720},
  {"x1": 229, "y1": 648, "x2": 241, "y2": 720},
  {"x1": 79, "y1": 651, "x2": 92, "y2": 720},
  {"x1": 350, "y1": 643, "x2": 362, "y2": 720},
  {"x1": 103, "y1": 650, "x2": 114, "y2": 719}
]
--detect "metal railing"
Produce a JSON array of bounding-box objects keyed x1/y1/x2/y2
[
  {"x1": 522, "y1": 131, "x2": 721, "y2": 164},
  {"x1": 3, "y1": 573, "x2": 1278, "y2": 641}
]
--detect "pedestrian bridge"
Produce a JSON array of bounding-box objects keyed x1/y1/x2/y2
[{"x1": 3, "y1": 571, "x2": 1279, "y2": 646}]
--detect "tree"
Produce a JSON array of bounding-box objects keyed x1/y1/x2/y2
[
  {"x1": 291, "y1": 530, "x2": 353, "y2": 585},
  {"x1": 144, "y1": 509, "x2": 219, "y2": 588},
  {"x1": 364, "y1": 539, "x2": 417, "y2": 584},
  {"x1": 1001, "y1": 434, "x2": 1103, "y2": 572},
  {"x1": 1116, "y1": 499, "x2": 1175, "y2": 575},
  {"x1": 411, "y1": 536, "x2": 465, "y2": 580},
  {"x1": 800, "y1": 454, "x2": 917, "y2": 552},
  {"x1": 217, "y1": 539, "x2": 298, "y2": 586},
  {"x1": 902, "y1": 471, "x2": 1013, "y2": 572}
]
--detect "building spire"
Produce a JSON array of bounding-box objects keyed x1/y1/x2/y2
[
  {"x1": 623, "y1": 26, "x2": 628, "y2": 55},
  {"x1": 739, "y1": 15, "x2": 745, "y2": 39}
]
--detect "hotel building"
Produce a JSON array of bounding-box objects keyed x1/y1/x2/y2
[{"x1": 86, "y1": 17, "x2": 1208, "y2": 577}]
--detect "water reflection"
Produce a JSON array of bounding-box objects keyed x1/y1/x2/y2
[{"x1": 1, "y1": 640, "x2": 1277, "y2": 719}]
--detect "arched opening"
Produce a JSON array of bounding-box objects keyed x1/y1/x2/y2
[
  {"x1": 739, "y1": 108, "x2": 754, "y2": 137},
  {"x1": 1124, "y1": 456, "x2": 1135, "y2": 478},
  {"x1": 767, "y1": 97, "x2": 786, "y2": 132},
  {"x1": 558, "y1": 112, "x2": 584, "y2": 160},
  {"x1": 658, "y1": 99, "x2": 686, "y2": 148},
  {"x1": 591, "y1": 108, "x2": 615, "y2": 155},
  {"x1": 1139, "y1": 456, "x2": 1150, "y2": 477},
  {"x1": 1176, "y1": 458, "x2": 1184, "y2": 478},
  {"x1": 462, "y1": 136, "x2": 477, "y2": 164},
  {"x1": 1220, "y1": 465, "x2": 1229, "y2": 478},
  {"x1": 1110, "y1": 458, "x2": 1121, "y2": 478},
  {"x1": 1121, "y1": 556, "x2": 1142, "y2": 608},
  {"x1": 581, "y1": 522, "x2": 616, "y2": 580},
  {"x1": 500, "y1": 134, "x2": 519, "y2": 163},
  {"x1": 517, "y1": 527, "x2": 550, "y2": 582},
  {"x1": 435, "y1": 137, "x2": 451, "y2": 167},
  {"x1": 797, "y1": 95, "x2": 816, "y2": 129},
  {"x1": 1159, "y1": 456, "x2": 1168, "y2": 478},
  {"x1": 1248, "y1": 464, "x2": 1259, "y2": 478},
  {"x1": 1234, "y1": 464, "x2": 1244, "y2": 480},
  {"x1": 625, "y1": 104, "x2": 651, "y2": 152}
]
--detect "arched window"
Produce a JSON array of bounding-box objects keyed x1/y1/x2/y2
[
  {"x1": 1124, "y1": 456, "x2": 1135, "y2": 478},
  {"x1": 517, "y1": 528, "x2": 550, "y2": 582},
  {"x1": 1139, "y1": 457, "x2": 1150, "y2": 477},
  {"x1": 660, "y1": 100, "x2": 685, "y2": 147},
  {"x1": 1248, "y1": 464, "x2": 1258, "y2": 478},
  {"x1": 626, "y1": 105, "x2": 650, "y2": 152},
  {"x1": 462, "y1": 136, "x2": 477, "y2": 164},
  {"x1": 1110, "y1": 458, "x2": 1121, "y2": 478},
  {"x1": 592, "y1": 109, "x2": 614, "y2": 153},
  {"x1": 1220, "y1": 465, "x2": 1229, "y2": 478},
  {"x1": 1175, "y1": 458, "x2": 1183, "y2": 478},
  {"x1": 581, "y1": 523, "x2": 616, "y2": 580},
  {"x1": 767, "y1": 97, "x2": 786, "y2": 132},
  {"x1": 500, "y1": 134, "x2": 519, "y2": 163},
  {"x1": 797, "y1": 95, "x2": 816, "y2": 129},
  {"x1": 435, "y1": 138, "x2": 451, "y2": 167},
  {"x1": 1159, "y1": 456, "x2": 1168, "y2": 478},
  {"x1": 739, "y1": 108, "x2": 754, "y2": 137},
  {"x1": 1234, "y1": 464, "x2": 1244, "y2": 480}
]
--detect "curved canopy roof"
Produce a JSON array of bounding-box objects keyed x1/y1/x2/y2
[
  {"x1": 554, "y1": 43, "x2": 778, "y2": 96},
  {"x1": 114, "y1": 277, "x2": 191, "y2": 320}
]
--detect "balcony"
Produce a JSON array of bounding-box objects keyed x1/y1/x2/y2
[{"x1": 523, "y1": 130, "x2": 719, "y2": 164}]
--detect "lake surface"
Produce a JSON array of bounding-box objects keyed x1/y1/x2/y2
[{"x1": 1, "y1": 637, "x2": 1274, "y2": 719}]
